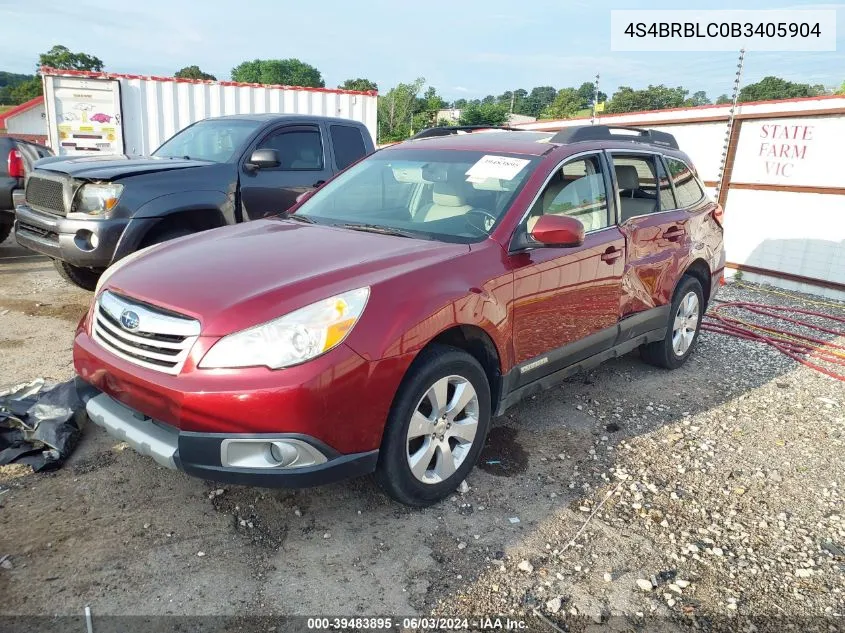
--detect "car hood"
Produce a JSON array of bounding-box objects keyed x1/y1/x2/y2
[
  {"x1": 34, "y1": 154, "x2": 212, "y2": 180},
  {"x1": 105, "y1": 219, "x2": 469, "y2": 335}
]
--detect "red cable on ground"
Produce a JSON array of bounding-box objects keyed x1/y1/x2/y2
[{"x1": 702, "y1": 301, "x2": 845, "y2": 382}]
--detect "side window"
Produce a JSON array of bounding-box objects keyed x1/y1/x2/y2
[
  {"x1": 330, "y1": 125, "x2": 367, "y2": 170},
  {"x1": 611, "y1": 155, "x2": 664, "y2": 221},
  {"x1": 656, "y1": 158, "x2": 677, "y2": 211},
  {"x1": 665, "y1": 157, "x2": 705, "y2": 208},
  {"x1": 527, "y1": 155, "x2": 610, "y2": 233},
  {"x1": 258, "y1": 128, "x2": 324, "y2": 170}
]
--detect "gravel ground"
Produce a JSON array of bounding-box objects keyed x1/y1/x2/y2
[{"x1": 1, "y1": 233, "x2": 843, "y2": 632}]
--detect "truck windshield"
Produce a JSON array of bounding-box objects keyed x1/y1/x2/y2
[
  {"x1": 152, "y1": 119, "x2": 261, "y2": 163},
  {"x1": 293, "y1": 148, "x2": 539, "y2": 244}
]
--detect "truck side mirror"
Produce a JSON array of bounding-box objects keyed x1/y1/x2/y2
[{"x1": 246, "y1": 149, "x2": 280, "y2": 170}]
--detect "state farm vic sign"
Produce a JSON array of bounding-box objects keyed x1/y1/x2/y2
[{"x1": 730, "y1": 117, "x2": 845, "y2": 188}]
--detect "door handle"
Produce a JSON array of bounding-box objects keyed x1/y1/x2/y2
[
  {"x1": 601, "y1": 247, "x2": 622, "y2": 263},
  {"x1": 663, "y1": 227, "x2": 685, "y2": 240}
]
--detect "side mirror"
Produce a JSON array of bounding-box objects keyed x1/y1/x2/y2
[
  {"x1": 246, "y1": 148, "x2": 280, "y2": 170},
  {"x1": 529, "y1": 215, "x2": 585, "y2": 248}
]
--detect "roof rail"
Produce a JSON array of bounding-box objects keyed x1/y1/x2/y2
[
  {"x1": 411, "y1": 125, "x2": 519, "y2": 139},
  {"x1": 550, "y1": 125, "x2": 679, "y2": 150}
]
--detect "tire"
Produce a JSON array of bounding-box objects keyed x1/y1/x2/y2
[
  {"x1": 375, "y1": 344, "x2": 492, "y2": 507},
  {"x1": 640, "y1": 275, "x2": 704, "y2": 370},
  {"x1": 52, "y1": 259, "x2": 102, "y2": 291},
  {"x1": 0, "y1": 216, "x2": 12, "y2": 245}
]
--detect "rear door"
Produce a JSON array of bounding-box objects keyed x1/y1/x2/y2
[
  {"x1": 609, "y1": 151, "x2": 692, "y2": 319},
  {"x1": 328, "y1": 123, "x2": 370, "y2": 172},
  {"x1": 510, "y1": 151, "x2": 626, "y2": 386},
  {"x1": 239, "y1": 124, "x2": 333, "y2": 220}
]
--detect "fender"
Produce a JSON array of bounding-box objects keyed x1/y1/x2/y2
[{"x1": 112, "y1": 190, "x2": 231, "y2": 262}]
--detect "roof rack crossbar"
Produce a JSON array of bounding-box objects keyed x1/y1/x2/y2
[
  {"x1": 411, "y1": 125, "x2": 520, "y2": 139},
  {"x1": 549, "y1": 125, "x2": 679, "y2": 149}
]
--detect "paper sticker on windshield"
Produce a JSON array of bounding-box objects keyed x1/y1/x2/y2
[{"x1": 465, "y1": 155, "x2": 530, "y2": 181}]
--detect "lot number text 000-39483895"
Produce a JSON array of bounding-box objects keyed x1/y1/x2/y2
[{"x1": 610, "y1": 9, "x2": 836, "y2": 51}]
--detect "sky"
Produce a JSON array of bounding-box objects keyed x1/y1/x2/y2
[{"x1": 1, "y1": 0, "x2": 843, "y2": 102}]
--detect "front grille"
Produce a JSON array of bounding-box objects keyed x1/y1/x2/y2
[
  {"x1": 25, "y1": 177, "x2": 66, "y2": 215},
  {"x1": 92, "y1": 291, "x2": 201, "y2": 375}
]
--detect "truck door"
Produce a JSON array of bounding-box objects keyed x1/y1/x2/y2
[{"x1": 239, "y1": 124, "x2": 333, "y2": 220}]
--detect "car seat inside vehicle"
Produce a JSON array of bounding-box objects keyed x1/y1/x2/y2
[
  {"x1": 615, "y1": 164, "x2": 657, "y2": 221},
  {"x1": 419, "y1": 182, "x2": 474, "y2": 221}
]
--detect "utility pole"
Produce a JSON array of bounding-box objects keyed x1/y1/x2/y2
[
  {"x1": 716, "y1": 49, "x2": 746, "y2": 198},
  {"x1": 590, "y1": 73, "x2": 600, "y2": 125},
  {"x1": 510, "y1": 91, "x2": 515, "y2": 115}
]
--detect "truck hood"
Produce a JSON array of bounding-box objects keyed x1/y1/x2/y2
[
  {"x1": 35, "y1": 154, "x2": 212, "y2": 180},
  {"x1": 105, "y1": 219, "x2": 469, "y2": 336}
]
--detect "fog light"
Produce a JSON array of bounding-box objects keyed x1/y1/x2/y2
[
  {"x1": 73, "y1": 229, "x2": 99, "y2": 252},
  {"x1": 220, "y1": 438, "x2": 328, "y2": 469}
]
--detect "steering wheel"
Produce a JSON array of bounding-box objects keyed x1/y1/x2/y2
[{"x1": 465, "y1": 208, "x2": 498, "y2": 234}]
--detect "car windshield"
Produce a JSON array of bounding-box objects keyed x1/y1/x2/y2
[
  {"x1": 152, "y1": 119, "x2": 261, "y2": 163},
  {"x1": 293, "y1": 148, "x2": 540, "y2": 243}
]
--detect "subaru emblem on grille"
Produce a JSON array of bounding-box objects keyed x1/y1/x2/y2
[{"x1": 120, "y1": 309, "x2": 140, "y2": 330}]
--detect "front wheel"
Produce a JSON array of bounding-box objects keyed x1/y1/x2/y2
[
  {"x1": 375, "y1": 345, "x2": 491, "y2": 507},
  {"x1": 53, "y1": 259, "x2": 103, "y2": 291},
  {"x1": 640, "y1": 275, "x2": 704, "y2": 369}
]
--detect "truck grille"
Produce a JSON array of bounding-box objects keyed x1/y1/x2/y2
[
  {"x1": 25, "y1": 177, "x2": 66, "y2": 215},
  {"x1": 92, "y1": 291, "x2": 201, "y2": 375}
]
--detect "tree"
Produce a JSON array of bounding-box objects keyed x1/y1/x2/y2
[
  {"x1": 684, "y1": 90, "x2": 710, "y2": 107},
  {"x1": 38, "y1": 45, "x2": 103, "y2": 71},
  {"x1": 174, "y1": 65, "x2": 216, "y2": 81},
  {"x1": 0, "y1": 72, "x2": 41, "y2": 104},
  {"x1": 837, "y1": 81, "x2": 845, "y2": 95},
  {"x1": 377, "y1": 77, "x2": 425, "y2": 142},
  {"x1": 339, "y1": 78, "x2": 378, "y2": 92},
  {"x1": 738, "y1": 76, "x2": 825, "y2": 102},
  {"x1": 521, "y1": 86, "x2": 557, "y2": 118},
  {"x1": 458, "y1": 102, "x2": 508, "y2": 126},
  {"x1": 541, "y1": 88, "x2": 582, "y2": 119},
  {"x1": 606, "y1": 85, "x2": 688, "y2": 113},
  {"x1": 230, "y1": 58, "x2": 324, "y2": 88},
  {"x1": 575, "y1": 81, "x2": 607, "y2": 109},
  {"x1": 715, "y1": 94, "x2": 732, "y2": 104},
  {"x1": 452, "y1": 98, "x2": 468, "y2": 109}
]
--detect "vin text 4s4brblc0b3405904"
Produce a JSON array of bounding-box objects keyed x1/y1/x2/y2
[{"x1": 73, "y1": 125, "x2": 724, "y2": 506}]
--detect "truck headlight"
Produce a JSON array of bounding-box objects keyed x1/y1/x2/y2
[
  {"x1": 73, "y1": 183, "x2": 124, "y2": 217},
  {"x1": 199, "y1": 287, "x2": 370, "y2": 370}
]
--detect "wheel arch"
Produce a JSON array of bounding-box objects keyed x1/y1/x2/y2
[{"x1": 682, "y1": 258, "x2": 712, "y2": 307}]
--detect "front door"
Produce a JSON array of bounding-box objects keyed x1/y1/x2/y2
[
  {"x1": 239, "y1": 124, "x2": 333, "y2": 220},
  {"x1": 510, "y1": 152, "x2": 625, "y2": 386}
]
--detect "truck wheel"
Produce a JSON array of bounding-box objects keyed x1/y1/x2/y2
[
  {"x1": 375, "y1": 344, "x2": 491, "y2": 507},
  {"x1": 53, "y1": 260, "x2": 102, "y2": 291},
  {"x1": 640, "y1": 275, "x2": 704, "y2": 370},
  {"x1": 0, "y1": 216, "x2": 13, "y2": 244}
]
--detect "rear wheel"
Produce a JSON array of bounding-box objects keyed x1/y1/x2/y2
[
  {"x1": 640, "y1": 275, "x2": 704, "y2": 369},
  {"x1": 375, "y1": 344, "x2": 491, "y2": 507},
  {"x1": 53, "y1": 260, "x2": 102, "y2": 291}
]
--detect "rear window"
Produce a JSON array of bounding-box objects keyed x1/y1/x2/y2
[
  {"x1": 665, "y1": 157, "x2": 705, "y2": 208},
  {"x1": 330, "y1": 125, "x2": 367, "y2": 170}
]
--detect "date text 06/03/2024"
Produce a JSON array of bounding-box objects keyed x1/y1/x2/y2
[{"x1": 305, "y1": 616, "x2": 528, "y2": 630}]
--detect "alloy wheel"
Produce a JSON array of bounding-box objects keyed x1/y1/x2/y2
[
  {"x1": 406, "y1": 375, "x2": 479, "y2": 484},
  {"x1": 672, "y1": 291, "x2": 700, "y2": 356}
]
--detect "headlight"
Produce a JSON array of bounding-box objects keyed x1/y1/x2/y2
[
  {"x1": 73, "y1": 183, "x2": 124, "y2": 217},
  {"x1": 199, "y1": 287, "x2": 370, "y2": 370}
]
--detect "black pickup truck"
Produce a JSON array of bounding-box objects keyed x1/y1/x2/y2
[
  {"x1": 14, "y1": 114, "x2": 375, "y2": 289},
  {"x1": 0, "y1": 136, "x2": 52, "y2": 244}
]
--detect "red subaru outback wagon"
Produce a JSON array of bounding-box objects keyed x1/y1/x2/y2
[{"x1": 74, "y1": 125, "x2": 724, "y2": 506}]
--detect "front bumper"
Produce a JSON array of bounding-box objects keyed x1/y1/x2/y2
[
  {"x1": 14, "y1": 203, "x2": 130, "y2": 268},
  {"x1": 85, "y1": 391, "x2": 379, "y2": 487}
]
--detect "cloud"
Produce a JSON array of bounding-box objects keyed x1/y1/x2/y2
[{"x1": 452, "y1": 86, "x2": 470, "y2": 93}]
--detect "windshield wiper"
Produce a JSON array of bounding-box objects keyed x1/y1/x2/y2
[
  {"x1": 339, "y1": 223, "x2": 418, "y2": 239},
  {"x1": 286, "y1": 214, "x2": 316, "y2": 224}
]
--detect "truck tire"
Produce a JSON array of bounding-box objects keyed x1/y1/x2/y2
[
  {"x1": 0, "y1": 216, "x2": 12, "y2": 245},
  {"x1": 53, "y1": 260, "x2": 102, "y2": 292}
]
